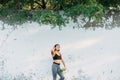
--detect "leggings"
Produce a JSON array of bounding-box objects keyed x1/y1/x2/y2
[{"x1": 52, "y1": 62, "x2": 64, "y2": 80}]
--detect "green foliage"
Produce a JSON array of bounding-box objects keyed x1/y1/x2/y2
[
  {"x1": 33, "y1": 10, "x2": 65, "y2": 26},
  {"x1": 0, "y1": 0, "x2": 119, "y2": 29},
  {"x1": 65, "y1": 3, "x2": 104, "y2": 19},
  {"x1": 64, "y1": 0, "x2": 104, "y2": 21},
  {"x1": 97, "y1": 0, "x2": 120, "y2": 8}
]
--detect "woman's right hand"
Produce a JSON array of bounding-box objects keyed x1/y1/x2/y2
[
  {"x1": 52, "y1": 47, "x2": 55, "y2": 51},
  {"x1": 51, "y1": 47, "x2": 55, "y2": 54}
]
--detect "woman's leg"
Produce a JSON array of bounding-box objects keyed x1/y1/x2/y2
[
  {"x1": 57, "y1": 65, "x2": 64, "y2": 80},
  {"x1": 52, "y1": 63, "x2": 57, "y2": 80}
]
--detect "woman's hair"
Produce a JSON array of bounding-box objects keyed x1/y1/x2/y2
[{"x1": 54, "y1": 44, "x2": 60, "y2": 48}]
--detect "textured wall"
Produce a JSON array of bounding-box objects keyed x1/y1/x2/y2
[{"x1": 0, "y1": 14, "x2": 120, "y2": 80}]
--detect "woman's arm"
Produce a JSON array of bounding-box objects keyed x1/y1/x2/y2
[
  {"x1": 61, "y1": 54, "x2": 66, "y2": 69},
  {"x1": 51, "y1": 48, "x2": 55, "y2": 56}
]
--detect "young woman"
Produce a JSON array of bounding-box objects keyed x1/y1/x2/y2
[{"x1": 51, "y1": 44, "x2": 66, "y2": 80}]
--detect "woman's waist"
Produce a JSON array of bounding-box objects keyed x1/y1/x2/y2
[
  {"x1": 53, "y1": 60, "x2": 61, "y2": 65},
  {"x1": 53, "y1": 62, "x2": 60, "y2": 65}
]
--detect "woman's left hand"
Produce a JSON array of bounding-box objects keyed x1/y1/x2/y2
[{"x1": 64, "y1": 66, "x2": 67, "y2": 70}]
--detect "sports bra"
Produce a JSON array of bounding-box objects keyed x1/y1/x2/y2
[{"x1": 53, "y1": 53, "x2": 61, "y2": 60}]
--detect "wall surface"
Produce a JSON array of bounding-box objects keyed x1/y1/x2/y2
[{"x1": 0, "y1": 19, "x2": 120, "y2": 80}]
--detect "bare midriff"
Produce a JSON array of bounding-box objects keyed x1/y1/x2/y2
[{"x1": 53, "y1": 59, "x2": 61, "y2": 64}]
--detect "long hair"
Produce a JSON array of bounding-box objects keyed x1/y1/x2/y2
[
  {"x1": 54, "y1": 44, "x2": 60, "y2": 48},
  {"x1": 54, "y1": 44, "x2": 60, "y2": 51}
]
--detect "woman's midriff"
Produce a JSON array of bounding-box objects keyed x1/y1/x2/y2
[{"x1": 53, "y1": 60, "x2": 61, "y2": 64}]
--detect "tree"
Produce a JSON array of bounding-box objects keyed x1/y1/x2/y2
[{"x1": 0, "y1": 0, "x2": 120, "y2": 29}]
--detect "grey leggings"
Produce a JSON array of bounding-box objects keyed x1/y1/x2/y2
[{"x1": 52, "y1": 63, "x2": 64, "y2": 80}]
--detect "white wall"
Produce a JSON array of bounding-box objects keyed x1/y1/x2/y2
[{"x1": 0, "y1": 21, "x2": 120, "y2": 80}]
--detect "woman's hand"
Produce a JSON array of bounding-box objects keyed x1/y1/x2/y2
[
  {"x1": 64, "y1": 66, "x2": 67, "y2": 70},
  {"x1": 51, "y1": 47, "x2": 55, "y2": 55},
  {"x1": 52, "y1": 47, "x2": 55, "y2": 51}
]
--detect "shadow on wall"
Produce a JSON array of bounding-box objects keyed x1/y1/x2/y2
[
  {"x1": 72, "y1": 10, "x2": 120, "y2": 30},
  {"x1": 0, "y1": 10, "x2": 120, "y2": 30}
]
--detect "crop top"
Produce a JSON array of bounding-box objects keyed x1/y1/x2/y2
[{"x1": 53, "y1": 54, "x2": 61, "y2": 60}]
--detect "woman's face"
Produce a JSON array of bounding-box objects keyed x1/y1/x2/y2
[{"x1": 55, "y1": 45, "x2": 60, "y2": 51}]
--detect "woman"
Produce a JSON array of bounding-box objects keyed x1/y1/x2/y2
[{"x1": 51, "y1": 44, "x2": 66, "y2": 80}]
